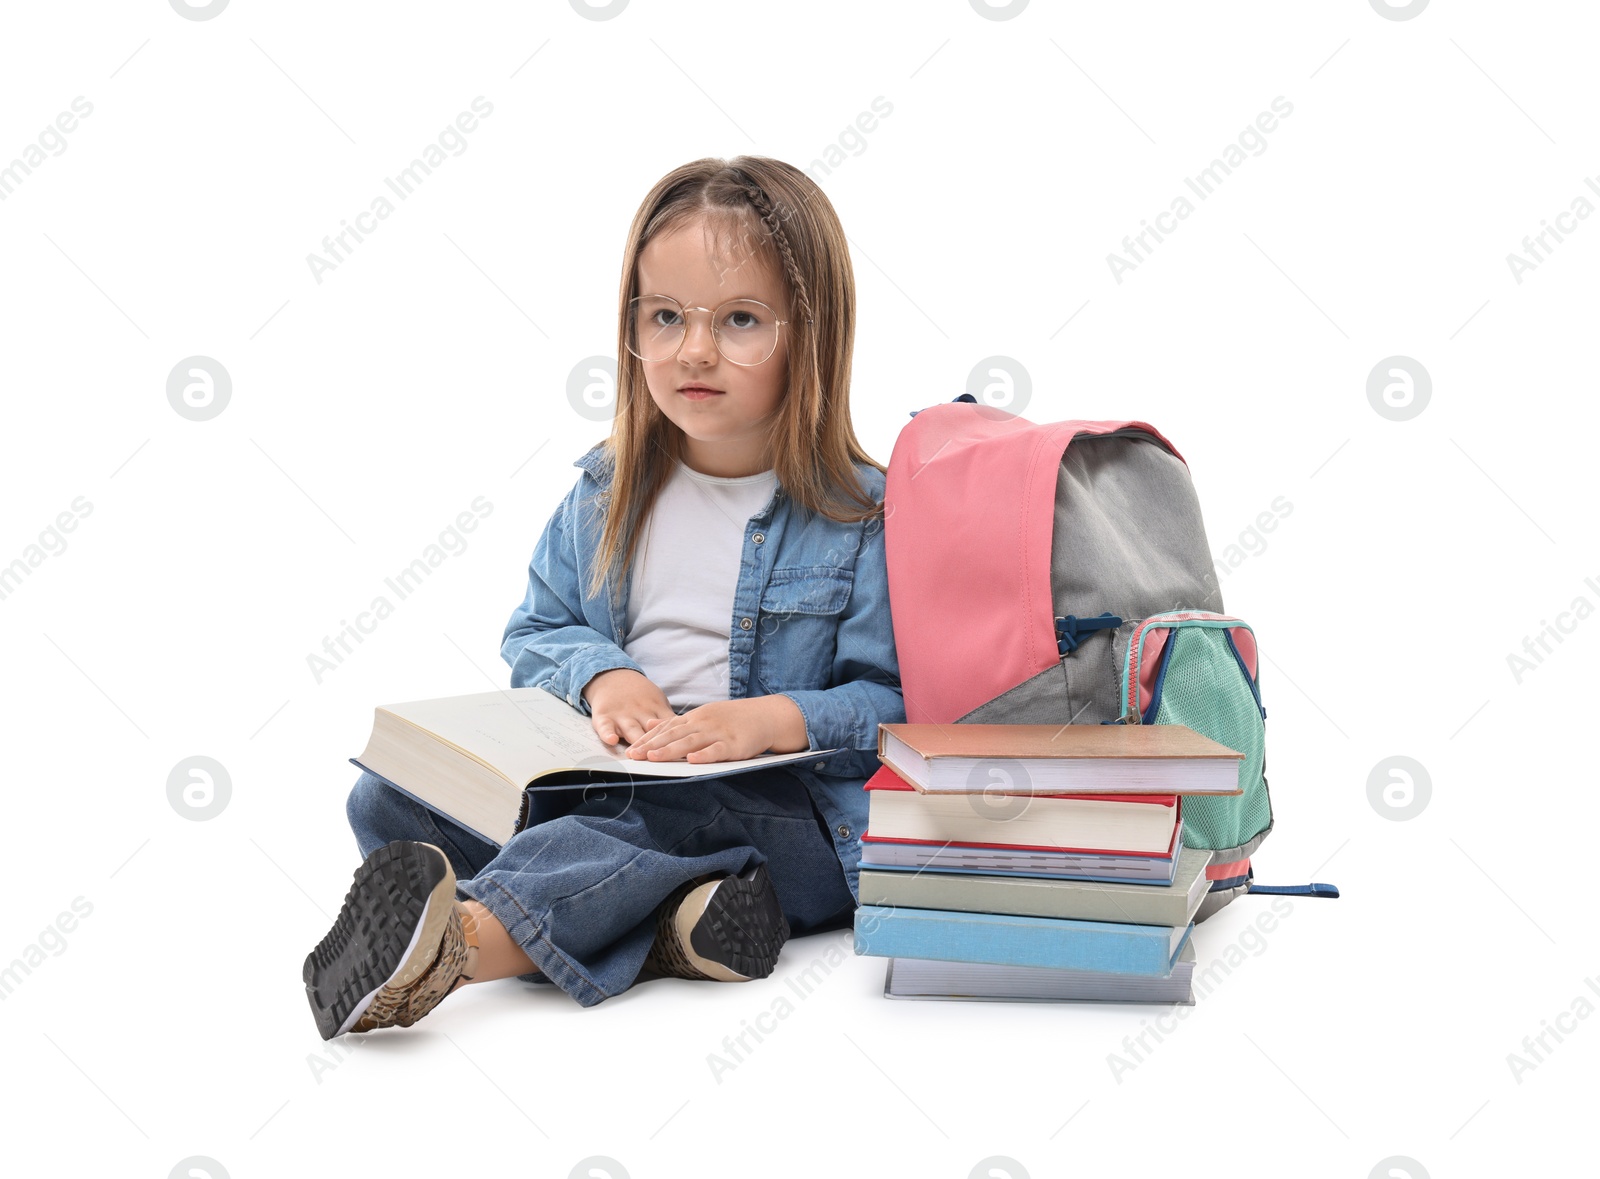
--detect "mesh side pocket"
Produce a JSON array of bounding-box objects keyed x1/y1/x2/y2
[{"x1": 1152, "y1": 627, "x2": 1271, "y2": 851}]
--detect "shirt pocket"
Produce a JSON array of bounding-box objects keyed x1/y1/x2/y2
[{"x1": 752, "y1": 565, "x2": 855, "y2": 693}]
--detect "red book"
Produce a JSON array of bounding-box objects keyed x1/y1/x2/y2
[{"x1": 861, "y1": 764, "x2": 1180, "y2": 857}]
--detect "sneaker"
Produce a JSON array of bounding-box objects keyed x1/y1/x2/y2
[
  {"x1": 302, "y1": 840, "x2": 480, "y2": 1039},
  {"x1": 642, "y1": 861, "x2": 791, "y2": 983}
]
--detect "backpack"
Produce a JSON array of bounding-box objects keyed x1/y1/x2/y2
[{"x1": 884, "y1": 394, "x2": 1338, "y2": 920}]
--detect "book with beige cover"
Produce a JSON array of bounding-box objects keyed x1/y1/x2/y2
[
  {"x1": 876, "y1": 721, "x2": 1244, "y2": 795},
  {"x1": 351, "y1": 685, "x2": 837, "y2": 847}
]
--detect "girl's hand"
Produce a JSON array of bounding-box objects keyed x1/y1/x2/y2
[
  {"x1": 582, "y1": 668, "x2": 677, "y2": 748},
  {"x1": 623, "y1": 700, "x2": 772, "y2": 764}
]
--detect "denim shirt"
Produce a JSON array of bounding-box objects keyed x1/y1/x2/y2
[{"x1": 499, "y1": 442, "x2": 905, "y2": 902}]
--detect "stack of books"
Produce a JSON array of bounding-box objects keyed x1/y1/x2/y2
[{"x1": 853, "y1": 722, "x2": 1245, "y2": 1003}]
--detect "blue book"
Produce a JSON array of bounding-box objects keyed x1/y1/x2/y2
[{"x1": 853, "y1": 905, "x2": 1193, "y2": 978}]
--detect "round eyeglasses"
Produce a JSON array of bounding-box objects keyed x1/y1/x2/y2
[{"x1": 625, "y1": 295, "x2": 806, "y2": 367}]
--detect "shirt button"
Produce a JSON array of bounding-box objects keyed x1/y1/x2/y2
[
  {"x1": 752, "y1": 532, "x2": 765, "y2": 544},
  {"x1": 835, "y1": 824, "x2": 851, "y2": 838},
  {"x1": 813, "y1": 761, "x2": 825, "y2": 771},
  {"x1": 739, "y1": 617, "x2": 753, "y2": 630}
]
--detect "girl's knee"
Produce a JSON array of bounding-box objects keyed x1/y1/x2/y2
[{"x1": 346, "y1": 771, "x2": 412, "y2": 841}]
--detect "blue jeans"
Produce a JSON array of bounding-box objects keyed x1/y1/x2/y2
[{"x1": 344, "y1": 768, "x2": 857, "y2": 1007}]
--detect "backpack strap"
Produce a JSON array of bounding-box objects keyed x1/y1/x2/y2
[
  {"x1": 1247, "y1": 882, "x2": 1341, "y2": 897},
  {"x1": 1211, "y1": 858, "x2": 1341, "y2": 902}
]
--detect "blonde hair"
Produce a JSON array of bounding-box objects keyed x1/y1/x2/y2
[{"x1": 585, "y1": 156, "x2": 884, "y2": 602}]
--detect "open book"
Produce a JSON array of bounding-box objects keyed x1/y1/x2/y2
[{"x1": 350, "y1": 686, "x2": 839, "y2": 848}]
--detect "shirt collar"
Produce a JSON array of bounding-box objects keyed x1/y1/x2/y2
[{"x1": 574, "y1": 443, "x2": 614, "y2": 487}]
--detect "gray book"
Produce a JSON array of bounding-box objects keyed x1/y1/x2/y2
[
  {"x1": 859, "y1": 845, "x2": 1213, "y2": 928},
  {"x1": 883, "y1": 938, "x2": 1197, "y2": 1004}
]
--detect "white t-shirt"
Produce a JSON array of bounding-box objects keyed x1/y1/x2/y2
[{"x1": 623, "y1": 458, "x2": 778, "y2": 711}]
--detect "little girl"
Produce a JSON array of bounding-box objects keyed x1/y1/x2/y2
[{"x1": 303, "y1": 156, "x2": 904, "y2": 1036}]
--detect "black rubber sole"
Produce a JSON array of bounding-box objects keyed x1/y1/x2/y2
[
  {"x1": 685, "y1": 862, "x2": 791, "y2": 981},
  {"x1": 302, "y1": 841, "x2": 454, "y2": 1040}
]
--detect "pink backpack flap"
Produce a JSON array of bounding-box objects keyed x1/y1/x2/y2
[{"x1": 885, "y1": 398, "x2": 1191, "y2": 728}]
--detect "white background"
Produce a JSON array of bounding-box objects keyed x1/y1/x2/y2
[{"x1": 1, "y1": 1, "x2": 1592, "y2": 1176}]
